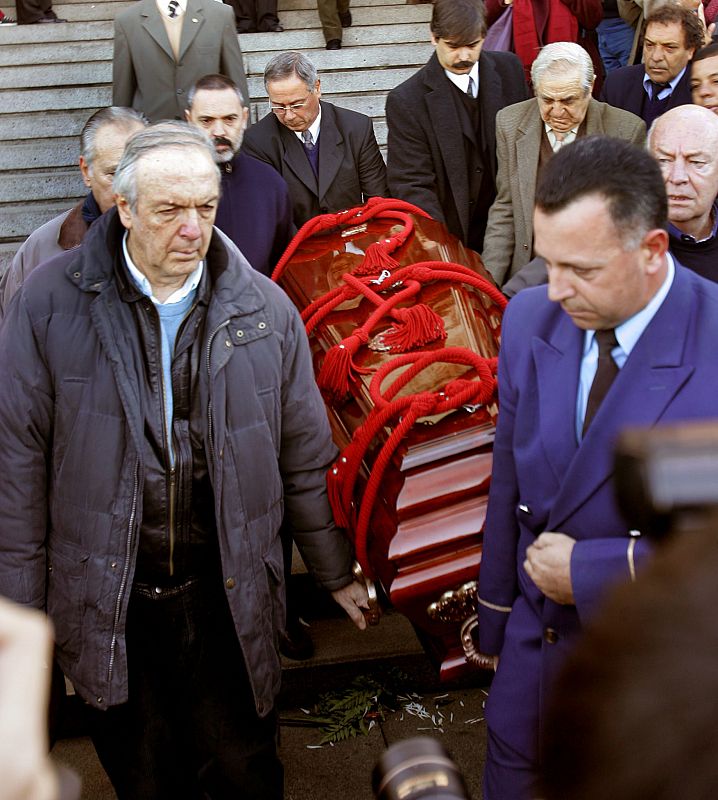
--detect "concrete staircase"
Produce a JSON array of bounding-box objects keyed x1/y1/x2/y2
[{"x1": 0, "y1": 0, "x2": 433, "y2": 272}]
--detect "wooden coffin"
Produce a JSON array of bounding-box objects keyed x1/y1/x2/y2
[{"x1": 274, "y1": 199, "x2": 505, "y2": 681}]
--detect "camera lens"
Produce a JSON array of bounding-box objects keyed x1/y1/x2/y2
[{"x1": 372, "y1": 737, "x2": 469, "y2": 799}]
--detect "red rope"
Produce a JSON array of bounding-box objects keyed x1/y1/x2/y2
[
  {"x1": 271, "y1": 197, "x2": 431, "y2": 283},
  {"x1": 327, "y1": 348, "x2": 498, "y2": 577}
]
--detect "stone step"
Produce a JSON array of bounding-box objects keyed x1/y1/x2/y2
[
  {"x1": 0, "y1": 109, "x2": 109, "y2": 140},
  {"x1": 2, "y1": 198, "x2": 86, "y2": 241},
  {"x1": 0, "y1": 20, "x2": 112, "y2": 44},
  {"x1": 0, "y1": 85, "x2": 111, "y2": 114},
  {"x1": 0, "y1": 21, "x2": 428, "y2": 66}
]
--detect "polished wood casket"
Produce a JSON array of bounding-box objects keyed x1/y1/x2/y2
[{"x1": 274, "y1": 199, "x2": 505, "y2": 680}]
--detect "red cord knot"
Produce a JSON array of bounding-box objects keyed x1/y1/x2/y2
[{"x1": 410, "y1": 392, "x2": 440, "y2": 419}]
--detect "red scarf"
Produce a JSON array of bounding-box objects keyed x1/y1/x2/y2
[{"x1": 512, "y1": 0, "x2": 579, "y2": 82}]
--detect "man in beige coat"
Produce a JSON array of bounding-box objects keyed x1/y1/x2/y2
[
  {"x1": 481, "y1": 42, "x2": 645, "y2": 287},
  {"x1": 112, "y1": 0, "x2": 249, "y2": 122}
]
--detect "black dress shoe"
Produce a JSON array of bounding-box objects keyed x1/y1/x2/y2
[
  {"x1": 29, "y1": 16, "x2": 67, "y2": 22},
  {"x1": 279, "y1": 618, "x2": 314, "y2": 661},
  {"x1": 267, "y1": 23, "x2": 284, "y2": 31},
  {"x1": 339, "y1": 10, "x2": 352, "y2": 27},
  {"x1": 325, "y1": 38, "x2": 342, "y2": 50}
]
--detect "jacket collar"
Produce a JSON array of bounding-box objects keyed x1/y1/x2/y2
[
  {"x1": 533, "y1": 264, "x2": 696, "y2": 529},
  {"x1": 66, "y1": 208, "x2": 267, "y2": 320}
]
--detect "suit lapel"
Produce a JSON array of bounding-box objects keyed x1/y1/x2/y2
[
  {"x1": 178, "y1": 0, "x2": 204, "y2": 62},
  {"x1": 533, "y1": 313, "x2": 582, "y2": 486},
  {"x1": 279, "y1": 121, "x2": 317, "y2": 194},
  {"x1": 317, "y1": 103, "x2": 343, "y2": 202},
  {"x1": 548, "y1": 267, "x2": 696, "y2": 529},
  {"x1": 141, "y1": 1, "x2": 175, "y2": 62},
  {"x1": 424, "y1": 54, "x2": 470, "y2": 240},
  {"x1": 477, "y1": 52, "x2": 501, "y2": 175},
  {"x1": 516, "y1": 107, "x2": 542, "y2": 237}
]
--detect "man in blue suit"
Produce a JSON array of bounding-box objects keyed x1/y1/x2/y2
[{"x1": 477, "y1": 136, "x2": 718, "y2": 800}]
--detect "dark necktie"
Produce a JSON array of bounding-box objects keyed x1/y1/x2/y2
[
  {"x1": 168, "y1": 0, "x2": 179, "y2": 17},
  {"x1": 467, "y1": 77, "x2": 476, "y2": 98},
  {"x1": 582, "y1": 328, "x2": 619, "y2": 436},
  {"x1": 301, "y1": 130, "x2": 315, "y2": 151},
  {"x1": 650, "y1": 80, "x2": 669, "y2": 99}
]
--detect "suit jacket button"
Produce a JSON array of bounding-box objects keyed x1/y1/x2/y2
[
  {"x1": 523, "y1": 244, "x2": 529, "y2": 250},
  {"x1": 544, "y1": 627, "x2": 559, "y2": 644},
  {"x1": 226, "y1": 577, "x2": 236, "y2": 589}
]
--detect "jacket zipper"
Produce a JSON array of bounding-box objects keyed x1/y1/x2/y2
[
  {"x1": 205, "y1": 320, "x2": 230, "y2": 467},
  {"x1": 108, "y1": 459, "x2": 140, "y2": 685}
]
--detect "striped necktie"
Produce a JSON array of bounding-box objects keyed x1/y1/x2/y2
[{"x1": 168, "y1": 0, "x2": 180, "y2": 17}]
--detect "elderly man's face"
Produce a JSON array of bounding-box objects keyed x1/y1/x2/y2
[
  {"x1": 431, "y1": 33, "x2": 484, "y2": 75},
  {"x1": 643, "y1": 21, "x2": 696, "y2": 84},
  {"x1": 186, "y1": 87, "x2": 248, "y2": 164},
  {"x1": 267, "y1": 75, "x2": 321, "y2": 133},
  {"x1": 691, "y1": 55, "x2": 718, "y2": 114},
  {"x1": 536, "y1": 194, "x2": 667, "y2": 331},
  {"x1": 116, "y1": 147, "x2": 219, "y2": 299},
  {"x1": 536, "y1": 68, "x2": 592, "y2": 133},
  {"x1": 650, "y1": 115, "x2": 718, "y2": 229},
  {"x1": 80, "y1": 122, "x2": 144, "y2": 214}
]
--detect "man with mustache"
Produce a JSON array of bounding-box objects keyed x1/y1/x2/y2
[
  {"x1": 385, "y1": 0, "x2": 528, "y2": 253},
  {"x1": 477, "y1": 135, "x2": 718, "y2": 799},
  {"x1": 185, "y1": 74, "x2": 293, "y2": 277}
]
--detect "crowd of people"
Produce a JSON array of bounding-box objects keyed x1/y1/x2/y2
[{"x1": 2, "y1": 0, "x2": 718, "y2": 798}]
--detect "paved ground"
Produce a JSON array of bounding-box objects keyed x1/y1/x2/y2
[{"x1": 51, "y1": 607, "x2": 491, "y2": 799}]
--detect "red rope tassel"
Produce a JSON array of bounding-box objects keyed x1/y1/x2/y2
[
  {"x1": 352, "y1": 242, "x2": 400, "y2": 277},
  {"x1": 317, "y1": 331, "x2": 368, "y2": 399},
  {"x1": 380, "y1": 304, "x2": 447, "y2": 352}
]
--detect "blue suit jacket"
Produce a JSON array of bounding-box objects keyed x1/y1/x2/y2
[{"x1": 478, "y1": 263, "x2": 718, "y2": 754}]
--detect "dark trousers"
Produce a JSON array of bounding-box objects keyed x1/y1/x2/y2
[
  {"x1": 16, "y1": 0, "x2": 52, "y2": 23},
  {"x1": 224, "y1": 0, "x2": 279, "y2": 31},
  {"x1": 88, "y1": 577, "x2": 283, "y2": 800}
]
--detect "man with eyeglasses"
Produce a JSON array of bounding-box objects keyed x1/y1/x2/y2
[{"x1": 242, "y1": 51, "x2": 388, "y2": 227}]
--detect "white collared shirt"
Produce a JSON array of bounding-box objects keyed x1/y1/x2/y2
[
  {"x1": 122, "y1": 231, "x2": 203, "y2": 306},
  {"x1": 294, "y1": 106, "x2": 322, "y2": 147},
  {"x1": 544, "y1": 122, "x2": 579, "y2": 153},
  {"x1": 575, "y1": 253, "x2": 676, "y2": 440},
  {"x1": 444, "y1": 62, "x2": 480, "y2": 98}
]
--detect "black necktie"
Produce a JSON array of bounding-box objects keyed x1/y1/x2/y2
[
  {"x1": 168, "y1": 0, "x2": 179, "y2": 17},
  {"x1": 650, "y1": 80, "x2": 669, "y2": 99},
  {"x1": 467, "y1": 77, "x2": 476, "y2": 98},
  {"x1": 582, "y1": 329, "x2": 619, "y2": 436}
]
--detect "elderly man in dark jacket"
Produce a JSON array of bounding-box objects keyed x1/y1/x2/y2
[{"x1": 0, "y1": 122, "x2": 368, "y2": 800}]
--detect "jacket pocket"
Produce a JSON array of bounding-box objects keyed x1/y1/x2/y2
[{"x1": 47, "y1": 541, "x2": 90, "y2": 663}]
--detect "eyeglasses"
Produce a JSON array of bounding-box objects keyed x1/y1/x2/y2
[{"x1": 269, "y1": 92, "x2": 313, "y2": 115}]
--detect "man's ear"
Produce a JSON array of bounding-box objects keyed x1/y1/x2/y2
[
  {"x1": 115, "y1": 194, "x2": 133, "y2": 230},
  {"x1": 641, "y1": 228, "x2": 670, "y2": 274},
  {"x1": 184, "y1": 108, "x2": 192, "y2": 122},
  {"x1": 79, "y1": 156, "x2": 92, "y2": 190}
]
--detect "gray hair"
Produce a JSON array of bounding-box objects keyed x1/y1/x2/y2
[
  {"x1": 80, "y1": 106, "x2": 147, "y2": 166},
  {"x1": 531, "y1": 42, "x2": 594, "y2": 94},
  {"x1": 112, "y1": 122, "x2": 219, "y2": 211},
  {"x1": 263, "y1": 51, "x2": 318, "y2": 92}
]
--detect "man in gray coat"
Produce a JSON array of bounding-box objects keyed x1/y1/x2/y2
[
  {"x1": 112, "y1": 0, "x2": 250, "y2": 122},
  {"x1": 482, "y1": 42, "x2": 646, "y2": 287},
  {"x1": 0, "y1": 123, "x2": 368, "y2": 799},
  {"x1": 0, "y1": 107, "x2": 146, "y2": 319}
]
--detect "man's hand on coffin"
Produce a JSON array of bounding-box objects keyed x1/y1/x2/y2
[
  {"x1": 524, "y1": 532, "x2": 576, "y2": 605},
  {"x1": 331, "y1": 581, "x2": 371, "y2": 630}
]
